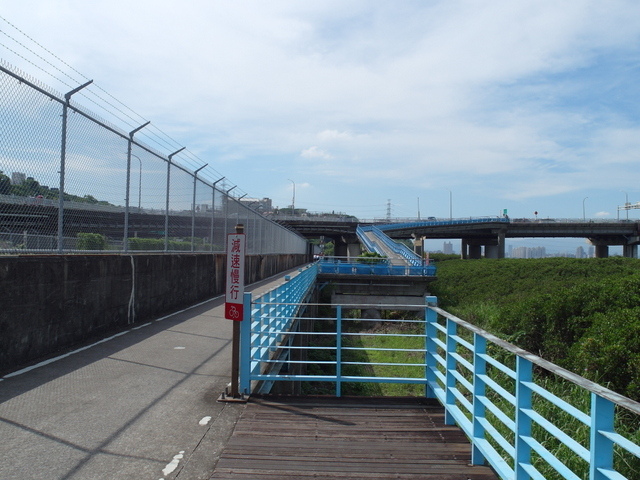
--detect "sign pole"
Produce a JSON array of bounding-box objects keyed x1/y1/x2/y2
[
  {"x1": 219, "y1": 224, "x2": 247, "y2": 402},
  {"x1": 231, "y1": 317, "x2": 241, "y2": 397}
]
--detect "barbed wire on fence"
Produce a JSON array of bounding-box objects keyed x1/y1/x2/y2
[
  {"x1": 0, "y1": 58, "x2": 306, "y2": 255},
  {"x1": 0, "y1": 14, "x2": 250, "y2": 199}
]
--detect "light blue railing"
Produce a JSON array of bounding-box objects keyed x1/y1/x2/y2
[
  {"x1": 376, "y1": 216, "x2": 510, "y2": 232},
  {"x1": 355, "y1": 225, "x2": 384, "y2": 256},
  {"x1": 358, "y1": 224, "x2": 425, "y2": 266},
  {"x1": 317, "y1": 255, "x2": 436, "y2": 276},
  {"x1": 425, "y1": 297, "x2": 640, "y2": 480},
  {"x1": 240, "y1": 289, "x2": 640, "y2": 480},
  {"x1": 239, "y1": 262, "x2": 318, "y2": 394}
]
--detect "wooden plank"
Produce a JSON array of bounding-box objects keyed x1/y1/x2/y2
[{"x1": 210, "y1": 395, "x2": 500, "y2": 479}]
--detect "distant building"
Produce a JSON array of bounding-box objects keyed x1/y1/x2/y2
[
  {"x1": 11, "y1": 172, "x2": 25, "y2": 185},
  {"x1": 443, "y1": 241, "x2": 454, "y2": 254},
  {"x1": 511, "y1": 246, "x2": 527, "y2": 259},
  {"x1": 576, "y1": 246, "x2": 586, "y2": 258},
  {"x1": 510, "y1": 246, "x2": 546, "y2": 259}
]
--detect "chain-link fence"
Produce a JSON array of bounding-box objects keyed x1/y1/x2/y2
[{"x1": 0, "y1": 60, "x2": 307, "y2": 255}]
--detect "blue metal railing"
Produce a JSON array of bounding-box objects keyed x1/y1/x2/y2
[
  {"x1": 240, "y1": 263, "x2": 318, "y2": 394},
  {"x1": 317, "y1": 255, "x2": 436, "y2": 276},
  {"x1": 355, "y1": 225, "x2": 384, "y2": 256},
  {"x1": 358, "y1": 224, "x2": 425, "y2": 266},
  {"x1": 425, "y1": 297, "x2": 640, "y2": 480},
  {"x1": 239, "y1": 288, "x2": 640, "y2": 480},
  {"x1": 375, "y1": 216, "x2": 510, "y2": 232}
]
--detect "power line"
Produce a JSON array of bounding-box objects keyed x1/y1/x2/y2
[{"x1": 0, "y1": 14, "x2": 250, "y2": 195}]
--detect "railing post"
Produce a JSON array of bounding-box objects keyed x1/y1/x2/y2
[
  {"x1": 445, "y1": 317, "x2": 457, "y2": 425},
  {"x1": 472, "y1": 333, "x2": 487, "y2": 465},
  {"x1": 336, "y1": 305, "x2": 342, "y2": 398},
  {"x1": 515, "y1": 356, "x2": 533, "y2": 479},
  {"x1": 589, "y1": 393, "x2": 615, "y2": 480},
  {"x1": 240, "y1": 292, "x2": 252, "y2": 394},
  {"x1": 425, "y1": 296, "x2": 438, "y2": 399}
]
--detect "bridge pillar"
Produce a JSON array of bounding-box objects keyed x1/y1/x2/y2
[
  {"x1": 468, "y1": 244, "x2": 482, "y2": 259},
  {"x1": 623, "y1": 244, "x2": 638, "y2": 258},
  {"x1": 414, "y1": 237, "x2": 424, "y2": 257},
  {"x1": 461, "y1": 239, "x2": 483, "y2": 259},
  {"x1": 484, "y1": 233, "x2": 506, "y2": 259},
  {"x1": 347, "y1": 243, "x2": 362, "y2": 258},
  {"x1": 334, "y1": 242, "x2": 348, "y2": 257},
  {"x1": 485, "y1": 245, "x2": 499, "y2": 259},
  {"x1": 595, "y1": 245, "x2": 609, "y2": 258}
]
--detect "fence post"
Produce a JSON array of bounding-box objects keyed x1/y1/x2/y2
[
  {"x1": 124, "y1": 122, "x2": 149, "y2": 252},
  {"x1": 165, "y1": 147, "x2": 185, "y2": 252},
  {"x1": 515, "y1": 356, "x2": 533, "y2": 479},
  {"x1": 425, "y1": 296, "x2": 438, "y2": 399},
  {"x1": 445, "y1": 317, "x2": 457, "y2": 425},
  {"x1": 58, "y1": 80, "x2": 92, "y2": 253},
  {"x1": 589, "y1": 393, "x2": 615, "y2": 480},
  {"x1": 240, "y1": 292, "x2": 252, "y2": 395},
  {"x1": 472, "y1": 333, "x2": 487, "y2": 465},
  {"x1": 191, "y1": 164, "x2": 207, "y2": 252},
  {"x1": 211, "y1": 178, "x2": 225, "y2": 252},
  {"x1": 336, "y1": 305, "x2": 342, "y2": 398}
]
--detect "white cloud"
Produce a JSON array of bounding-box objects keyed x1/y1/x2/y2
[
  {"x1": 301, "y1": 146, "x2": 333, "y2": 160},
  {"x1": 2, "y1": 0, "x2": 640, "y2": 218}
]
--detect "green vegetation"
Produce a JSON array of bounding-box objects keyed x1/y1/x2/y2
[
  {"x1": 77, "y1": 233, "x2": 107, "y2": 250},
  {"x1": 428, "y1": 257, "x2": 640, "y2": 479},
  {"x1": 0, "y1": 171, "x2": 113, "y2": 206},
  {"x1": 356, "y1": 251, "x2": 386, "y2": 263},
  {"x1": 429, "y1": 257, "x2": 640, "y2": 401}
]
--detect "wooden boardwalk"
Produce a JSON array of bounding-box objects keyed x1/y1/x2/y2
[{"x1": 211, "y1": 396, "x2": 500, "y2": 479}]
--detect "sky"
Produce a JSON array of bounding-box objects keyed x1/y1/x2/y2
[{"x1": 1, "y1": 0, "x2": 640, "y2": 249}]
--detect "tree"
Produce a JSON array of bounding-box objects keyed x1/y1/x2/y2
[{"x1": 0, "y1": 171, "x2": 10, "y2": 195}]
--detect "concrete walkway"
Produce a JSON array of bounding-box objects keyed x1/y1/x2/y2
[
  {"x1": 0, "y1": 268, "x2": 302, "y2": 480},
  {"x1": 362, "y1": 230, "x2": 411, "y2": 266}
]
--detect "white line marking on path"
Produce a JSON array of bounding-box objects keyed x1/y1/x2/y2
[
  {"x1": 2, "y1": 294, "x2": 225, "y2": 380},
  {"x1": 162, "y1": 450, "x2": 185, "y2": 476}
]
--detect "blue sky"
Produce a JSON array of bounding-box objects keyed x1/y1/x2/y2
[{"x1": 1, "y1": 0, "x2": 640, "y2": 230}]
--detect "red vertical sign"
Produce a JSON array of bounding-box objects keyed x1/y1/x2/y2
[{"x1": 225, "y1": 233, "x2": 245, "y2": 321}]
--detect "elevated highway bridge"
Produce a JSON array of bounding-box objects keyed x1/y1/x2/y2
[
  {"x1": 2, "y1": 195, "x2": 639, "y2": 258},
  {"x1": 276, "y1": 215, "x2": 640, "y2": 258}
]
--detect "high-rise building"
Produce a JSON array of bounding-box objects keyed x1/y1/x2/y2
[
  {"x1": 443, "y1": 241, "x2": 453, "y2": 254},
  {"x1": 11, "y1": 172, "x2": 26, "y2": 185}
]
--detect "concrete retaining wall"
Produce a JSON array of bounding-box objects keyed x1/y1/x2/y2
[{"x1": 0, "y1": 253, "x2": 308, "y2": 374}]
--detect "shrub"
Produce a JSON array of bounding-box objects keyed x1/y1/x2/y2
[{"x1": 76, "y1": 233, "x2": 107, "y2": 250}]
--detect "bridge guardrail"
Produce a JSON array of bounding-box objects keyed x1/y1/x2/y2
[
  {"x1": 426, "y1": 298, "x2": 640, "y2": 480},
  {"x1": 240, "y1": 287, "x2": 640, "y2": 480},
  {"x1": 363, "y1": 224, "x2": 424, "y2": 266},
  {"x1": 317, "y1": 256, "x2": 436, "y2": 276},
  {"x1": 239, "y1": 263, "x2": 318, "y2": 394}
]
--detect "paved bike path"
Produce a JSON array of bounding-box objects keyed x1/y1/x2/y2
[{"x1": 0, "y1": 268, "x2": 301, "y2": 480}]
